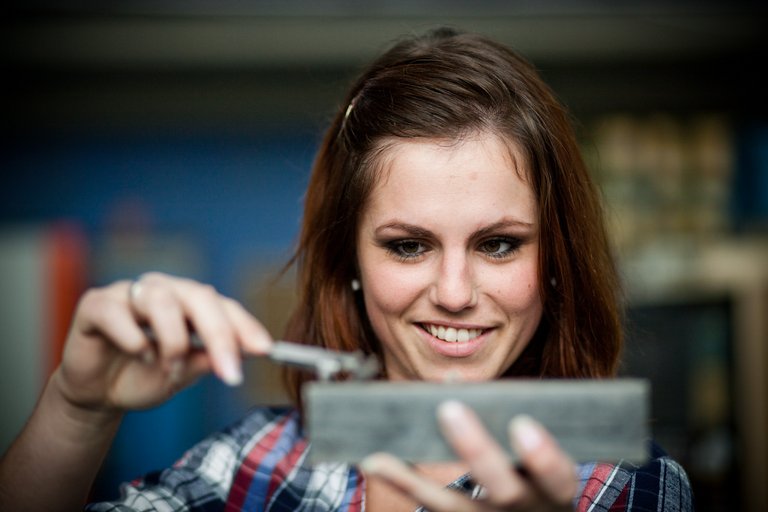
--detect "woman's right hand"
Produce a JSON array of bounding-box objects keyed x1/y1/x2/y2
[{"x1": 52, "y1": 272, "x2": 273, "y2": 414}]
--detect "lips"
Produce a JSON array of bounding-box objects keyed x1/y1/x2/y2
[
  {"x1": 419, "y1": 322, "x2": 489, "y2": 359},
  {"x1": 421, "y1": 323, "x2": 485, "y2": 343}
]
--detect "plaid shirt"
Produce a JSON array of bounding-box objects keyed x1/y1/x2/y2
[{"x1": 86, "y1": 406, "x2": 693, "y2": 511}]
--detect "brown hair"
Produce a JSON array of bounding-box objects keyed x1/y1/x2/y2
[{"x1": 282, "y1": 27, "x2": 622, "y2": 405}]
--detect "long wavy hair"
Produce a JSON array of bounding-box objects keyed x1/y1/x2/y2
[{"x1": 282, "y1": 28, "x2": 622, "y2": 406}]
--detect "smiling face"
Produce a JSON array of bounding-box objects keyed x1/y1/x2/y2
[{"x1": 356, "y1": 132, "x2": 543, "y2": 382}]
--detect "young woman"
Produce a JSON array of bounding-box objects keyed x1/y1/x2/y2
[{"x1": 0, "y1": 28, "x2": 693, "y2": 511}]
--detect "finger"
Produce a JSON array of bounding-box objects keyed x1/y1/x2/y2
[
  {"x1": 173, "y1": 279, "x2": 243, "y2": 386},
  {"x1": 167, "y1": 351, "x2": 213, "y2": 392},
  {"x1": 221, "y1": 297, "x2": 273, "y2": 355},
  {"x1": 508, "y1": 415, "x2": 579, "y2": 506},
  {"x1": 360, "y1": 453, "x2": 477, "y2": 512},
  {"x1": 129, "y1": 279, "x2": 191, "y2": 364},
  {"x1": 76, "y1": 283, "x2": 150, "y2": 356},
  {"x1": 107, "y1": 349, "x2": 213, "y2": 410},
  {"x1": 437, "y1": 401, "x2": 528, "y2": 506},
  {"x1": 128, "y1": 273, "x2": 242, "y2": 385}
]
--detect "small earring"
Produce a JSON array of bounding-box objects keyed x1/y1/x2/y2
[
  {"x1": 351, "y1": 278, "x2": 361, "y2": 291},
  {"x1": 550, "y1": 277, "x2": 557, "y2": 287}
]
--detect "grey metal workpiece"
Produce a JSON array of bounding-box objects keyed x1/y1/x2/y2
[{"x1": 305, "y1": 379, "x2": 649, "y2": 464}]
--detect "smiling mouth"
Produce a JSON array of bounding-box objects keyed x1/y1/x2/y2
[{"x1": 420, "y1": 323, "x2": 485, "y2": 343}]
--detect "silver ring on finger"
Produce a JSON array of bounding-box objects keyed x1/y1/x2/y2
[{"x1": 128, "y1": 277, "x2": 145, "y2": 312}]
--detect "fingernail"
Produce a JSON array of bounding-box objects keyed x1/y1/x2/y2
[
  {"x1": 437, "y1": 400, "x2": 470, "y2": 437},
  {"x1": 141, "y1": 348, "x2": 156, "y2": 365},
  {"x1": 359, "y1": 453, "x2": 402, "y2": 476},
  {"x1": 359, "y1": 455, "x2": 381, "y2": 474},
  {"x1": 219, "y1": 354, "x2": 243, "y2": 386},
  {"x1": 509, "y1": 414, "x2": 544, "y2": 453},
  {"x1": 168, "y1": 359, "x2": 184, "y2": 384},
  {"x1": 255, "y1": 336, "x2": 274, "y2": 354}
]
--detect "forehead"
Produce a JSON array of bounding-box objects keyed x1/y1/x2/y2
[
  {"x1": 363, "y1": 133, "x2": 536, "y2": 221},
  {"x1": 372, "y1": 131, "x2": 528, "y2": 180}
]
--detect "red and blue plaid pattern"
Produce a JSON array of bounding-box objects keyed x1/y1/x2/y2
[{"x1": 88, "y1": 407, "x2": 692, "y2": 511}]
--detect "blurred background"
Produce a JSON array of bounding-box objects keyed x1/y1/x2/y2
[{"x1": 1, "y1": 1, "x2": 766, "y2": 510}]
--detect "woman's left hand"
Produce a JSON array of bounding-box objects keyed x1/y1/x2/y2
[{"x1": 360, "y1": 401, "x2": 578, "y2": 511}]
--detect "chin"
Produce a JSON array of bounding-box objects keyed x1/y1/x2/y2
[{"x1": 416, "y1": 364, "x2": 499, "y2": 383}]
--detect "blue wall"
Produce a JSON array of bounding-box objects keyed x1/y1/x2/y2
[{"x1": 2, "y1": 128, "x2": 317, "y2": 292}]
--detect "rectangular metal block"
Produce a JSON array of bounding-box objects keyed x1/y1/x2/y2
[{"x1": 304, "y1": 379, "x2": 649, "y2": 464}]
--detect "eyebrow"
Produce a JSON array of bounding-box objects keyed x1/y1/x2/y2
[{"x1": 373, "y1": 218, "x2": 536, "y2": 239}]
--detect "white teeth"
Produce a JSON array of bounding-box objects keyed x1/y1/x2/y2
[{"x1": 424, "y1": 324, "x2": 482, "y2": 343}]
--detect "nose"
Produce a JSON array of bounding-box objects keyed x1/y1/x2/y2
[{"x1": 429, "y1": 250, "x2": 478, "y2": 312}]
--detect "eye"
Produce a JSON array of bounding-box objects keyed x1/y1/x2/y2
[
  {"x1": 478, "y1": 237, "x2": 521, "y2": 259},
  {"x1": 386, "y1": 240, "x2": 427, "y2": 260}
]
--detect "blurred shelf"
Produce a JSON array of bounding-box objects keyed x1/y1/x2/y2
[
  {"x1": 2, "y1": 4, "x2": 766, "y2": 130},
  {"x1": 622, "y1": 236, "x2": 768, "y2": 512}
]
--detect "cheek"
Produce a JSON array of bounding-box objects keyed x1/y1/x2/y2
[
  {"x1": 361, "y1": 263, "x2": 425, "y2": 315},
  {"x1": 485, "y1": 262, "x2": 542, "y2": 312}
]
